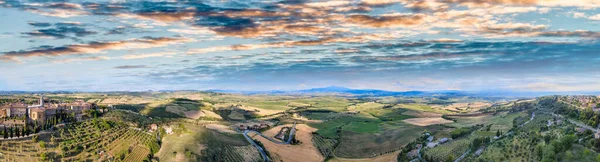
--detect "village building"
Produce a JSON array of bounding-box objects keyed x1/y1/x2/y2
[
  {"x1": 438, "y1": 138, "x2": 449, "y2": 144},
  {"x1": 29, "y1": 108, "x2": 46, "y2": 121},
  {"x1": 6, "y1": 103, "x2": 27, "y2": 117}
]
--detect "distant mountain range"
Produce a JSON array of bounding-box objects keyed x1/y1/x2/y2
[
  {"x1": 207, "y1": 86, "x2": 431, "y2": 96},
  {"x1": 207, "y1": 86, "x2": 600, "y2": 98}
]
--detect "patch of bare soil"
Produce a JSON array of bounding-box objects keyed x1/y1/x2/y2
[{"x1": 403, "y1": 117, "x2": 454, "y2": 126}]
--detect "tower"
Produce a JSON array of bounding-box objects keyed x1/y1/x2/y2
[{"x1": 40, "y1": 94, "x2": 44, "y2": 107}]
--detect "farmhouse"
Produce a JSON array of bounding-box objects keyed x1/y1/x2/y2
[
  {"x1": 149, "y1": 124, "x2": 158, "y2": 132},
  {"x1": 427, "y1": 136, "x2": 434, "y2": 142}
]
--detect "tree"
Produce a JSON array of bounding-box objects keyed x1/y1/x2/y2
[
  {"x1": 542, "y1": 144, "x2": 556, "y2": 162},
  {"x1": 562, "y1": 135, "x2": 577, "y2": 151},
  {"x1": 566, "y1": 151, "x2": 573, "y2": 160},
  {"x1": 9, "y1": 126, "x2": 13, "y2": 138},
  {"x1": 15, "y1": 126, "x2": 20, "y2": 137},
  {"x1": 584, "y1": 148, "x2": 591, "y2": 156}
]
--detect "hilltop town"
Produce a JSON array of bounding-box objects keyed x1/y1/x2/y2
[{"x1": 1, "y1": 95, "x2": 93, "y2": 122}]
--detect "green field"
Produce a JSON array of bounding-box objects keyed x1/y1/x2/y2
[
  {"x1": 343, "y1": 122, "x2": 381, "y2": 134},
  {"x1": 309, "y1": 114, "x2": 383, "y2": 138}
]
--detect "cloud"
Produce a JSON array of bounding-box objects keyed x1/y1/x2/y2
[
  {"x1": 439, "y1": 0, "x2": 600, "y2": 9},
  {"x1": 360, "y1": 0, "x2": 401, "y2": 7},
  {"x1": 305, "y1": 1, "x2": 352, "y2": 8},
  {"x1": 429, "y1": 38, "x2": 463, "y2": 42},
  {"x1": 121, "y1": 52, "x2": 178, "y2": 59},
  {"x1": 350, "y1": 51, "x2": 497, "y2": 63},
  {"x1": 187, "y1": 43, "x2": 283, "y2": 55},
  {"x1": 403, "y1": 1, "x2": 449, "y2": 12},
  {"x1": 537, "y1": 30, "x2": 600, "y2": 38},
  {"x1": 52, "y1": 56, "x2": 109, "y2": 63},
  {"x1": 27, "y1": 22, "x2": 52, "y2": 27},
  {"x1": 590, "y1": 14, "x2": 600, "y2": 21},
  {"x1": 345, "y1": 13, "x2": 426, "y2": 28},
  {"x1": 509, "y1": 82, "x2": 600, "y2": 92},
  {"x1": 1, "y1": 37, "x2": 194, "y2": 61},
  {"x1": 168, "y1": 28, "x2": 215, "y2": 35},
  {"x1": 22, "y1": 23, "x2": 97, "y2": 39},
  {"x1": 46, "y1": 3, "x2": 83, "y2": 9},
  {"x1": 114, "y1": 65, "x2": 148, "y2": 69},
  {"x1": 334, "y1": 48, "x2": 360, "y2": 53},
  {"x1": 118, "y1": 11, "x2": 196, "y2": 23},
  {"x1": 25, "y1": 8, "x2": 88, "y2": 18}
]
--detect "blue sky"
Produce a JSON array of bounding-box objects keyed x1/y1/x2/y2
[{"x1": 1, "y1": 0, "x2": 600, "y2": 92}]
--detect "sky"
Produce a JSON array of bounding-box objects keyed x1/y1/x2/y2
[{"x1": 0, "y1": 0, "x2": 600, "y2": 92}]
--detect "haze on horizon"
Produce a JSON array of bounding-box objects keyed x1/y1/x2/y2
[{"x1": 1, "y1": 0, "x2": 600, "y2": 92}]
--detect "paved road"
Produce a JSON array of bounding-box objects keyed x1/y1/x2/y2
[
  {"x1": 243, "y1": 132, "x2": 270, "y2": 162},
  {"x1": 242, "y1": 123, "x2": 297, "y2": 162},
  {"x1": 454, "y1": 149, "x2": 471, "y2": 162},
  {"x1": 518, "y1": 112, "x2": 535, "y2": 127}
]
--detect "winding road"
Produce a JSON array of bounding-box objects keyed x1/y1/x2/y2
[{"x1": 242, "y1": 122, "x2": 297, "y2": 162}]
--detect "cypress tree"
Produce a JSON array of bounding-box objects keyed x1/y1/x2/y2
[
  {"x1": 3, "y1": 127, "x2": 7, "y2": 139},
  {"x1": 9, "y1": 126, "x2": 13, "y2": 138}
]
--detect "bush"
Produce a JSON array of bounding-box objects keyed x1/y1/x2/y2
[
  {"x1": 39, "y1": 141, "x2": 46, "y2": 149},
  {"x1": 40, "y1": 152, "x2": 47, "y2": 161}
]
